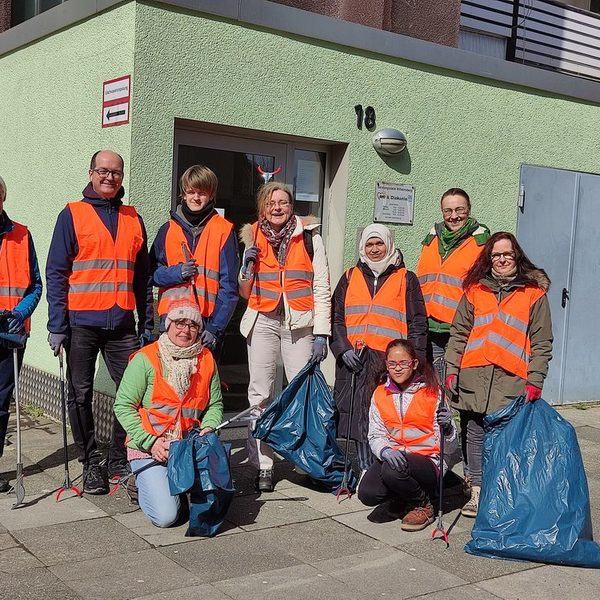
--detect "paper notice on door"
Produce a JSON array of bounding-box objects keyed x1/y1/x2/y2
[{"x1": 295, "y1": 159, "x2": 321, "y2": 202}]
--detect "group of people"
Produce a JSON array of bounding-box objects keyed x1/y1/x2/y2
[{"x1": 0, "y1": 151, "x2": 552, "y2": 535}]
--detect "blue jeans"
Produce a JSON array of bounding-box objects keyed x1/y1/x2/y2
[{"x1": 131, "y1": 459, "x2": 181, "y2": 528}]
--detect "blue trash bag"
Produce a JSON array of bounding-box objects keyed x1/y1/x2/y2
[
  {"x1": 253, "y1": 362, "x2": 358, "y2": 495},
  {"x1": 465, "y1": 395, "x2": 600, "y2": 567},
  {"x1": 167, "y1": 430, "x2": 235, "y2": 537}
]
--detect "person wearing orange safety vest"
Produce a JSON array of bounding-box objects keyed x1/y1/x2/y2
[
  {"x1": 331, "y1": 224, "x2": 427, "y2": 474},
  {"x1": 445, "y1": 232, "x2": 552, "y2": 518},
  {"x1": 115, "y1": 299, "x2": 224, "y2": 528},
  {"x1": 238, "y1": 182, "x2": 331, "y2": 492},
  {"x1": 358, "y1": 339, "x2": 457, "y2": 531},
  {"x1": 416, "y1": 188, "x2": 490, "y2": 381},
  {"x1": 150, "y1": 165, "x2": 239, "y2": 349},
  {"x1": 0, "y1": 174, "x2": 43, "y2": 493},
  {"x1": 46, "y1": 150, "x2": 154, "y2": 495}
]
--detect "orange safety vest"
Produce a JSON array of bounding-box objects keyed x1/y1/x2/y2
[
  {"x1": 416, "y1": 235, "x2": 483, "y2": 324},
  {"x1": 67, "y1": 202, "x2": 143, "y2": 312},
  {"x1": 344, "y1": 267, "x2": 408, "y2": 352},
  {"x1": 248, "y1": 223, "x2": 314, "y2": 313},
  {"x1": 373, "y1": 384, "x2": 440, "y2": 457},
  {"x1": 0, "y1": 221, "x2": 32, "y2": 333},
  {"x1": 137, "y1": 343, "x2": 214, "y2": 437},
  {"x1": 460, "y1": 283, "x2": 546, "y2": 379},
  {"x1": 157, "y1": 214, "x2": 233, "y2": 318}
]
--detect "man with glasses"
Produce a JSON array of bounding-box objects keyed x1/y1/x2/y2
[{"x1": 46, "y1": 150, "x2": 154, "y2": 495}]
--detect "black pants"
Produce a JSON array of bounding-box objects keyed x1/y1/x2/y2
[
  {"x1": 358, "y1": 453, "x2": 438, "y2": 507},
  {"x1": 0, "y1": 345, "x2": 24, "y2": 459},
  {"x1": 66, "y1": 326, "x2": 138, "y2": 470}
]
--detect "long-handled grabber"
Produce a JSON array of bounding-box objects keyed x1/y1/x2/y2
[
  {"x1": 56, "y1": 350, "x2": 82, "y2": 502},
  {"x1": 431, "y1": 388, "x2": 449, "y2": 547},
  {"x1": 11, "y1": 347, "x2": 25, "y2": 509},
  {"x1": 337, "y1": 340, "x2": 365, "y2": 502}
]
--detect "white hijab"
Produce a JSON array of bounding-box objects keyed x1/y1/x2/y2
[{"x1": 359, "y1": 224, "x2": 400, "y2": 277}]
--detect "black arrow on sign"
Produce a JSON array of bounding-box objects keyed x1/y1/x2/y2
[{"x1": 106, "y1": 108, "x2": 126, "y2": 120}]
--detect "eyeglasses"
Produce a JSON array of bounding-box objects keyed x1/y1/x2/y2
[
  {"x1": 91, "y1": 168, "x2": 124, "y2": 179},
  {"x1": 385, "y1": 359, "x2": 415, "y2": 370},
  {"x1": 442, "y1": 207, "x2": 468, "y2": 216},
  {"x1": 491, "y1": 252, "x2": 516, "y2": 262},
  {"x1": 173, "y1": 319, "x2": 200, "y2": 332},
  {"x1": 265, "y1": 200, "x2": 291, "y2": 210}
]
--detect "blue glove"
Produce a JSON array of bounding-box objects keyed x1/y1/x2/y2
[
  {"x1": 309, "y1": 335, "x2": 328, "y2": 364},
  {"x1": 48, "y1": 332, "x2": 68, "y2": 356},
  {"x1": 381, "y1": 447, "x2": 407, "y2": 471},
  {"x1": 241, "y1": 246, "x2": 259, "y2": 277},
  {"x1": 341, "y1": 349, "x2": 362, "y2": 372},
  {"x1": 139, "y1": 330, "x2": 156, "y2": 348},
  {"x1": 436, "y1": 401, "x2": 454, "y2": 435},
  {"x1": 200, "y1": 329, "x2": 217, "y2": 350},
  {"x1": 180, "y1": 260, "x2": 197, "y2": 280},
  {"x1": 6, "y1": 311, "x2": 25, "y2": 334}
]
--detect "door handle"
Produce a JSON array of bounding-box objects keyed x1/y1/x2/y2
[{"x1": 561, "y1": 288, "x2": 569, "y2": 308}]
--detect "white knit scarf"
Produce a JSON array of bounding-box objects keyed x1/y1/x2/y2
[{"x1": 157, "y1": 333, "x2": 203, "y2": 399}]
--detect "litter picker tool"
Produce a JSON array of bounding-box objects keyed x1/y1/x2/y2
[
  {"x1": 56, "y1": 349, "x2": 82, "y2": 501},
  {"x1": 11, "y1": 346, "x2": 25, "y2": 509},
  {"x1": 181, "y1": 242, "x2": 200, "y2": 307},
  {"x1": 431, "y1": 376, "x2": 450, "y2": 547},
  {"x1": 337, "y1": 339, "x2": 365, "y2": 502}
]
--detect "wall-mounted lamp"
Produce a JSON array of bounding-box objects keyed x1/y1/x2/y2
[{"x1": 372, "y1": 128, "x2": 407, "y2": 156}]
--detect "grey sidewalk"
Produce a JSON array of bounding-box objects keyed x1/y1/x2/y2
[{"x1": 1, "y1": 405, "x2": 599, "y2": 600}]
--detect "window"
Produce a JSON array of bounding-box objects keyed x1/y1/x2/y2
[{"x1": 11, "y1": 0, "x2": 64, "y2": 27}]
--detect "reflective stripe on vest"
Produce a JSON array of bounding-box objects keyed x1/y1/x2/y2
[
  {"x1": 344, "y1": 267, "x2": 408, "y2": 352},
  {"x1": 67, "y1": 202, "x2": 143, "y2": 312},
  {"x1": 416, "y1": 235, "x2": 483, "y2": 324},
  {"x1": 248, "y1": 223, "x2": 314, "y2": 312},
  {"x1": 157, "y1": 214, "x2": 233, "y2": 318},
  {"x1": 136, "y1": 342, "x2": 215, "y2": 437},
  {"x1": 460, "y1": 284, "x2": 545, "y2": 379},
  {"x1": 0, "y1": 221, "x2": 32, "y2": 333},
  {"x1": 373, "y1": 384, "x2": 440, "y2": 457}
]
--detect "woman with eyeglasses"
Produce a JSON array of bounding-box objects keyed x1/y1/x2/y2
[
  {"x1": 358, "y1": 339, "x2": 456, "y2": 531},
  {"x1": 114, "y1": 299, "x2": 224, "y2": 528},
  {"x1": 238, "y1": 182, "x2": 331, "y2": 492},
  {"x1": 330, "y1": 224, "x2": 427, "y2": 476},
  {"x1": 416, "y1": 189, "x2": 490, "y2": 381},
  {"x1": 444, "y1": 232, "x2": 552, "y2": 517}
]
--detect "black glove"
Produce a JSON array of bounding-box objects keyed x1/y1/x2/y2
[
  {"x1": 180, "y1": 260, "x2": 197, "y2": 280},
  {"x1": 436, "y1": 401, "x2": 454, "y2": 435},
  {"x1": 241, "y1": 246, "x2": 259, "y2": 277},
  {"x1": 48, "y1": 332, "x2": 68, "y2": 356},
  {"x1": 341, "y1": 349, "x2": 363, "y2": 372},
  {"x1": 381, "y1": 447, "x2": 407, "y2": 471}
]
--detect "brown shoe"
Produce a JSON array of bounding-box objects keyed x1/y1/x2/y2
[{"x1": 400, "y1": 502, "x2": 435, "y2": 531}]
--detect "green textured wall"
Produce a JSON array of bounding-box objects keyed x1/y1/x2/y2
[{"x1": 0, "y1": 3, "x2": 135, "y2": 389}]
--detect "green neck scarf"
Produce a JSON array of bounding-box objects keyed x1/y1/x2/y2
[{"x1": 437, "y1": 217, "x2": 479, "y2": 257}]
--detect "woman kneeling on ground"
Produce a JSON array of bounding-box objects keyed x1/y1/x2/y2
[
  {"x1": 114, "y1": 299, "x2": 224, "y2": 528},
  {"x1": 358, "y1": 339, "x2": 456, "y2": 531}
]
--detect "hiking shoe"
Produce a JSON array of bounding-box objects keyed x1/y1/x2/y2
[
  {"x1": 400, "y1": 502, "x2": 435, "y2": 531},
  {"x1": 126, "y1": 475, "x2": 138, "y2": 505},
  {"x1": 0, "y1": 477, "x2": 9, "y2": 493},
  {"x1": 83, "y1": 463, "x2": 109, "y2": 495},
  {"x1": 108, "y1": 462, "x2": 132, "y2": 485},
  {"x1": 256, "y1": 469, "x2": 274, "y2": 492},
  {"x1": 461, "y1": 485, "x2": 480, "y2": 518}
]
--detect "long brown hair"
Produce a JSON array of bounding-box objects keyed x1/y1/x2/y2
[
  {"x1": 463, "y1": 231, "x2": 549, "y2": 290},
  {"x1": 383, "y1": 339, "x2": 439, "y2": 392}
]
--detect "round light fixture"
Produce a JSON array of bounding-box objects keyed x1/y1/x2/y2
[{"x1": 372, "y1": 129, "x2": 408, "y2": 156}]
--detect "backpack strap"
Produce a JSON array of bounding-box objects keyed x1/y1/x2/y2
[{"x1": 303, "y1": 229, "x2": 314, "y2": 262}]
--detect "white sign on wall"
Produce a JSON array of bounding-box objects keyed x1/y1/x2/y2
[
  {"x1": 102, "y1": 75, "x2": 131, "y2": 128},
  {"x1": 373, "y1": 181, "x2": 415, "y2": 225}
]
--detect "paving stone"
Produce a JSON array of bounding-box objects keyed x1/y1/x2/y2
[
  {"x1": 3, "y1": 567, "x2": 83, "y2": 600},
  {"x1": 558, "y1": 407, "x2": 599, "y2": 428},
  {"x1": 0, "y1": 468, "x2": 62, "y2": 496},
  {"x1": 397, "y1": 530, "x2": 540, "y2": 583},
  {"x1": 407, "y1": 584, "x2": 508, "y2": 599},
  {"x1": 159, "y1": 531, "x2": 301, "y2": 582},
  {"x1": 114, "y1": 509, "x2": 242, "y2": 546},
  {"x1": 556, "y1": 564, "x2": 600, "y2": 586},
  {"x1": 14, "y1": 516, "x2": 150, "y2": 566},
  {"x1": 250, "y1": 518, "x2": 385, "y2": 562},
  {"x1": 0, "y1": 532, "x2": 18, "y2": 550},
  {"x1": 0, "y1": 493, "x2": 107, "y2": 531},
  {"x1": 82, "y1": 487, "x2": 142, "y2": 517},
  {"x1": 575, "y1": 425, "x2": 600, "y2": 445},
  {"x1": 0, "y1": 546, "x2": 45, "y2": 573},
  {"x1": 312, "y1": 547, "x2": 467, "y2": 599},
  {"x1": 50, "y1": 548, "x2": 199, "y2": 600},
  {"x1": 227, "y1": 491, "x2": 326, "y2": 530},
  {"x1": 213, "y1": 563, "x2": 358, "y2": 600},
  {"x1": 132, "y1": 583, "x2": 235, "y2": 599},
  {"x1": 480, "y1": 564, "x2": 600, "y2": 600}
]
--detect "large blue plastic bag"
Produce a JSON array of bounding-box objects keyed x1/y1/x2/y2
[
  {"x1": 465, "y1": 395, "x2": 600, "y2": 567},
  {"x1": 253, "y1": 363, "x2": 358, "y2": 495}
]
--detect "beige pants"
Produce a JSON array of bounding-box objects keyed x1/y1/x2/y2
[{"x1": 246, "y1": 311, "x2": 314, "y2": 470}]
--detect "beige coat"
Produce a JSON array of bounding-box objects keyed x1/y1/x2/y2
[
  {"x1": 445, "y1": 270, "x2": 553, "y2": 414},
  {"x1": 238, "y1": 216, "x2": 331, "y2": 338}
]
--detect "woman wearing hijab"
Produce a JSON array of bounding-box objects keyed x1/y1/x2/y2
[{"x1": 330, "y1": 224, "x2": 427, "y2": 474}]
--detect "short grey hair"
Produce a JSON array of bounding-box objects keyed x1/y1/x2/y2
[{"x1": 0, "y1": 175, "x2": 6, "y2": 202}]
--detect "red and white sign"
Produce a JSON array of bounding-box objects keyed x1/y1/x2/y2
[{"x1": 102, "y1": 75, "x2": 131, "y2": 128}]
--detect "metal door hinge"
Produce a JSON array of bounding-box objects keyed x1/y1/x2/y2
[{"x1": 518, "y1": 185, "x2": 525, "y2": 209}]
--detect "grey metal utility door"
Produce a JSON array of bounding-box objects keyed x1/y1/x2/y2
[{"x1": 517, "y1": 165, "x2": 600, "y2": 404}]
